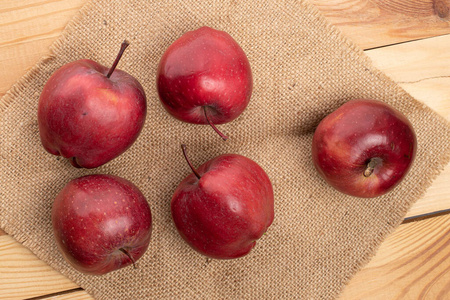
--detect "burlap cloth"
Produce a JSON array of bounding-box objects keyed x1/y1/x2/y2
[{"x1": 1, "y1": 0, "x2": 449, "y2": 299}]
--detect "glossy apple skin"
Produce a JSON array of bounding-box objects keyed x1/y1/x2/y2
[
  {"x1": 38, "y1": 59, "x2": 147, "y2": 169},
  {"x1": 312, "y1": 99, "x2": 416, "y2": 198},
  {"x1": 52, "y1": 174, "x2": 152, "y2": 275},
  {"x1": 171, "y1": 154, "x2": 274, "y2": 259},
  {"x1": 157, "y1": 26, "x2": 252, "y2": 124}
]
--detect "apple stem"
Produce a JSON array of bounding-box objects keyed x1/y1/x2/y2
[
  {"x1": 364, "y1": 158, "x2": 379, "y2": 177},
  {"x1": 181, "y1": 144, "x2": 201, "y2": 180},
  {"x1": 106, "y1": 40, "x2": 129, "y2": 78},
  {"x1": 119, "y1": 248, "x2": 137, "y2": 269},
  {"x1": 203, "y1": 106, "x2": 228, "y2": 141}
]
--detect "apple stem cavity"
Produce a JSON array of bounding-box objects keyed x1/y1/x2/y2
[
  {"x1": 106, "y1": 40, "x2": 130, "y2": 78},
  {"x1": 203, "y1": 106, "x2": 228, "y2": 141},
  {"x1": 181, "y1": 144, "x2": 201, "y2": 180},
  {"x1": 364, "y1": 158, "x2": 381, "y2": 177},
  {"x1": 119, "y1": 248, "x2": 137, "y2": 269}
]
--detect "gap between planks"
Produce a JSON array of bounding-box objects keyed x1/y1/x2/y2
[
  {"x1": 311, "y1": 0, "x2": 450, "y2": 49},
  {"x1": 1, "y1": 213, "x2": 446, "y2": 300},
  {"x1": 338, "y1": 213, "x2": 450, "y2": 299}
]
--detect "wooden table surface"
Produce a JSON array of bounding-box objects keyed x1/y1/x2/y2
[{"x1": 1, "y1": 1, "x2": 449, "y2": 299}]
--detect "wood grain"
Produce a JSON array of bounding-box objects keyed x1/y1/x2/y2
[
  {"x1": 0, "y1": 1, "x2": 449, "y2": 299},
  {"x1": 339, "y1": 214, "x2": 450, "y2": 300},
  {"x1": 366, "y1": 34, "x2": 450, "y2": 120},
  {"x1": 311, "y1": 0, "x2": 450, "y2": 49},
  {"x1": 2, "y1": 214, "x2": 448, "y2": 300},
  {"x1": 0, "y1": 235, "x2": 79, "y2": 300},
  {"x1": 0, "y1": 0, "x2": 86, "y2": 99},
  {"x1": 365, "y1": 34, "x2": 450, "y2": 219},
  {"x1": 405, "y1": 164, "x2": 450, "y2": 219},
  {"x1": 1, "y1": 0, "x2": 450, "y2": 98},
  {"x1": 38, "y1": 290, "x2": 92, "y2": 300}
]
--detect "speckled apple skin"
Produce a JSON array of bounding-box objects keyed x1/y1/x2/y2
[
  {"x1": 171, "y1": 154, "x2": 274, "y2": 259},
  {"x1": 52, "y1": 174, "x2": 152, "y2": 275},
  {"x1": 312, "y1": 99, "x2": 417, "y2": 198},
  {"x1": 157, "y1": 26, "x2": 252, "y2": 124},
  {"x1": 38, "y1": 59, "x2": 147, "y2": 169}
]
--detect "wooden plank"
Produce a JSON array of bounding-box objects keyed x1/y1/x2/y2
[
  {"x1": 38, "y1": 290, "x2": 92, "y2": 300},
  {"x1": 406, "y1": 163, "x2": 450, "y2": 219},
  {"x1": 1, "y1": 0, "x2": 450, "y2": 99},
  {"x1": 1, "y1": 214, "x2": 448, "y2": 300},
  {"x1": 339, "y1": 214, "x2": 450, "y2": 299},
  {"x1": 312, "y1": 0, "x2": 450, "y2": 49},
  {"x1": 0, "y1": 235, "x2": 79, "y2": 300},
  {"x1": 366, "y1": 34, "x2": 450, "y2": 120},
  {"x1": 0, "y1": 0, "x2": 86, "y2": 99},
  {"x1": 366, "y1": 34, "x2": 450, "y2": 219}
]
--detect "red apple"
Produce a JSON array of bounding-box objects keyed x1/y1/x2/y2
[
  {"x1": 38, "y1": 41, "x2": 147, "y2": 168},
  {"x1": 171, "y1": 145, "x2": 274, "y2": 259},
  {"x1": 156, "y1": 26, "x2": 253, "y2": 140},
  {"x1": 312, "y1": 99, "x2": 416, "y2": 198},
  {"x1": 52, "y1": 174, "x2": 152, "y2": 275}
]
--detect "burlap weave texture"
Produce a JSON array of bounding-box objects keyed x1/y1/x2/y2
[{"x1": 1, "y1": 0, "x2": 449, "y2": 299}]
